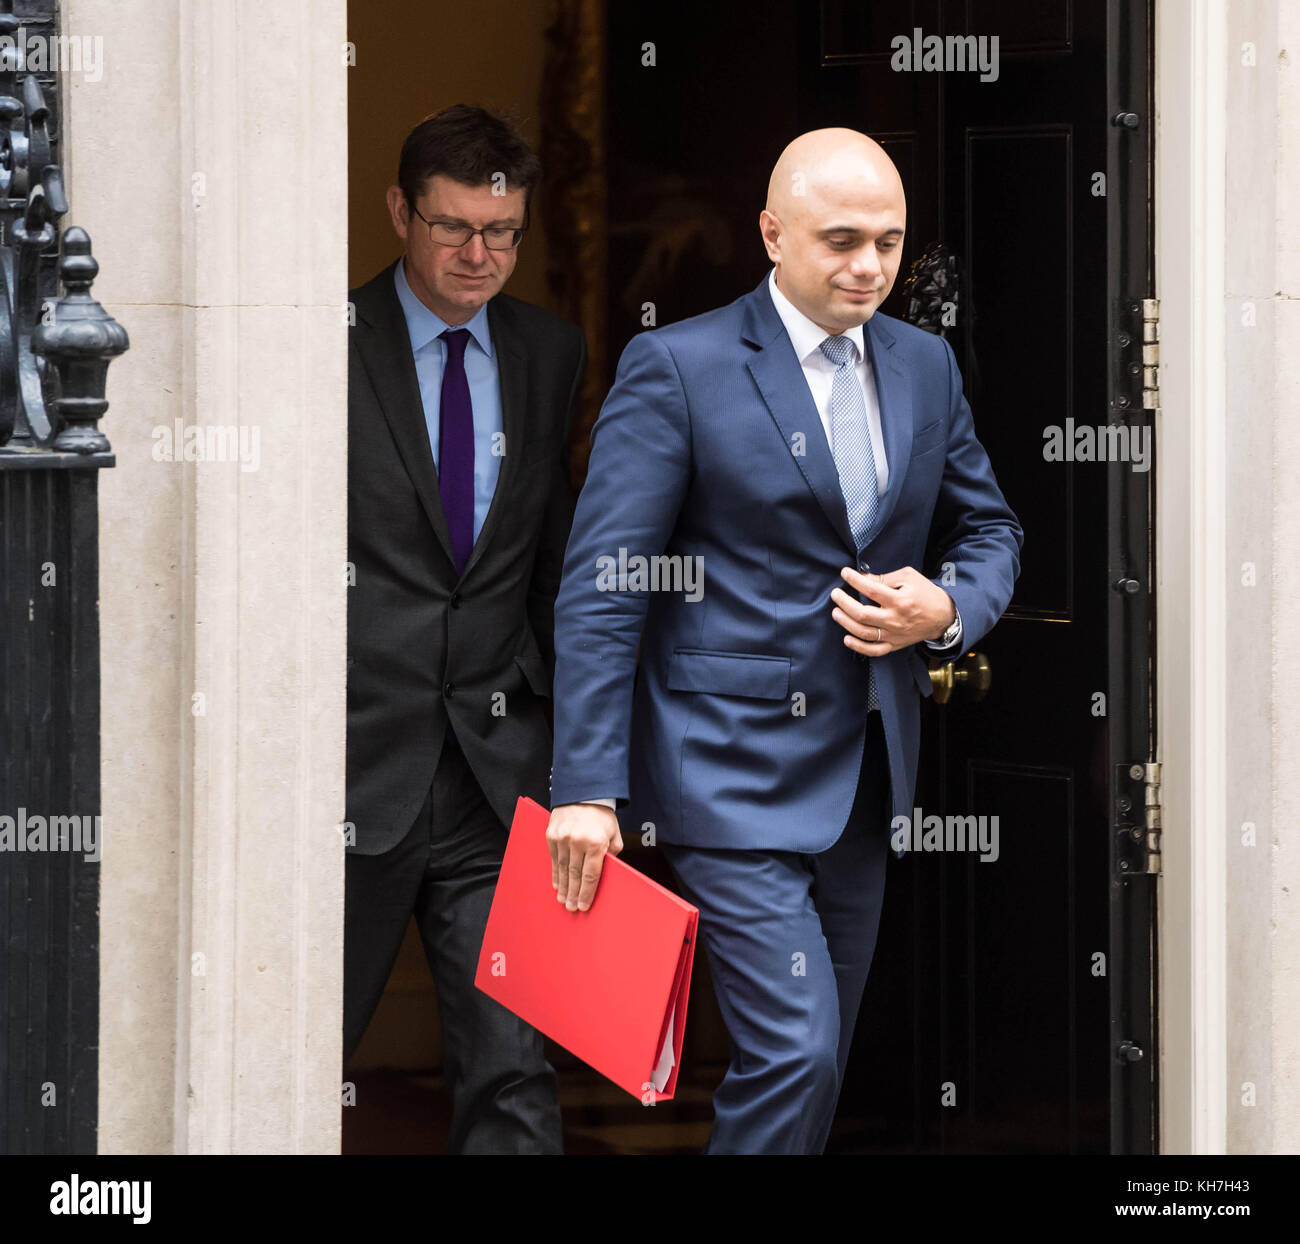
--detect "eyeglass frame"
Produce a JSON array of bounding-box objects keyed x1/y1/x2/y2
[{"x1": 407, "y1": 200, "x2": 530, "y2": 251}]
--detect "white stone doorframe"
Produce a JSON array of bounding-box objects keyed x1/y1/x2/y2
[
  {"x1": 1154, "y1": 0, "x2": 1228, "y2": 1157},
  {"x1": 1155, "y1": 0, "x2": 1300, "y2": 1155},
  {"x1": 72, "y1": 1, "x2": 350, "y2": 1153}
]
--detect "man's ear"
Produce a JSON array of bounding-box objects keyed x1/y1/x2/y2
[
  {"x1": 386, "y1": 185, "x2": 410, "y2": 241},
  {"x1": 758, "y1": 209, "x2": 781, "y2": 265}
]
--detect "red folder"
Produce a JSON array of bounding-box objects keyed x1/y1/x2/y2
[{"x1": 475, "y1": 796, "x2": 699, "y2": 1102}]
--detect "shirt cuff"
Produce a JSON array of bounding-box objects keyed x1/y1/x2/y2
[{"x1": 578, "y1": 798, "x2": 617, "y2": 810}]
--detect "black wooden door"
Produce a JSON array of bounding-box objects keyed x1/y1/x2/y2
[
  {"x1": 604, "y1": 0, "x2": 1154, "y2": 1154},
  {"x1": 805, "y1": 0, "x2": 1153, "y2": 1154}
]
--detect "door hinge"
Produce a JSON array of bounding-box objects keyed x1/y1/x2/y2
[
  {"x1": 1141, "y1": 761, "x2": 1161, "y2": 874},
  {"x1": 1142, "y1": 298, "x2": 1160, "y2": 409},
  {"x1": 1116, "y1": 761, "x2": 1161, "y2": 877}
]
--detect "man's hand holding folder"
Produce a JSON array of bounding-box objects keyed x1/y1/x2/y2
[
  {"x1": 546, "y1": 802, "x2": 624, "y2": 911},
  {"x1": 475, "y1": 798, "x2": 699, "y2": 1102}
]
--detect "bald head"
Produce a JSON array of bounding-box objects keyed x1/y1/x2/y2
[
  {"x1": 766, "y1": 128, "x2": 904, "y2": 220},
  {"x1": 760, "y1": 128, "x2": 907, "y2": 333}
]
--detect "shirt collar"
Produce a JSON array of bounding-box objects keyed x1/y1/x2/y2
[
  {"x1": 767, "y1": 268, "x2": 865, "y2": 365},
  {"x1": 394, "y1": 257, "x2": 494, "y2": 358}
]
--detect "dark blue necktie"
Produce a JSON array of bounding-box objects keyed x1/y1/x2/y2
[{"x1": 438, "y1": 328, "x2": 475, "y2": 575}]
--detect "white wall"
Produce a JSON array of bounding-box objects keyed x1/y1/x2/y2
[
  {"x1": 64, "y1": 0, "x2": 350, "y2": 1153},
  {"x1": 1156, "y1": 0, "x2": 1300, "y2": 1154}
]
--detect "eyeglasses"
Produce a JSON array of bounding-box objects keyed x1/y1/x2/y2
[{"x1": 409, "y1": 202, "x2": 528, "y2": 251}]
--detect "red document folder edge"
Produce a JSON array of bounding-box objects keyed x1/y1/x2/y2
[{"x1": 475, "y1": 796, "x2": 699, "y2": 1102}]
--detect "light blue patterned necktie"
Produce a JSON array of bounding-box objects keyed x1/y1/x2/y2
[{"x1": 819, "y1": 332, "x2": 881, "y2": 710}]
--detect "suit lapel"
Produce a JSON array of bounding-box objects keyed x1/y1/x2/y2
[
  {"x1": 353, "y1": 263, "x2": 457, "y2": 569},
  {"x1": 461, "y1": 297, "x2": 528, "y2": 579},
  {"x1": 743, "y1": 280, "x2": 857, "y2": 556},
  {"x1": 743, "y1": 277, "x2": 921, "y2": 555},
  {"x1": 862, "y1": 313, "x2": 913, "y2": 540}
]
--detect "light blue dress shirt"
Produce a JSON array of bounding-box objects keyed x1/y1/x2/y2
[{"x1": 393, "y1": 257, "x2": 503, "y2": 545}]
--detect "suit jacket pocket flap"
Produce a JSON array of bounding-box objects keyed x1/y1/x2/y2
[
  {"x1": 911, "y1": 416, "x2": 946, "y2": 454},
  {"x1": 514, "y1": 652, "x2": 551, "y2": 697},
  {"x1": 667, "y1": 649, "x2": 791, "y2": 700}
]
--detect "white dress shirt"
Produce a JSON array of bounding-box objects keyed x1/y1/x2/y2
[{"x1": 766, "y1": 268, "x2": 889, "y2": 493}]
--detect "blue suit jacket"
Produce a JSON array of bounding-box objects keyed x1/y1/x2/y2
[{"x1": 551, "y1": 274, "x2": 1022, "y2": 852}]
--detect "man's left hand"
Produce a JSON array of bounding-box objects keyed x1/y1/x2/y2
[{"x1": 830, "y1": 565, "x2": 955, "y2": 656}]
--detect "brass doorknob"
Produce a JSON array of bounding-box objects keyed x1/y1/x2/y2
[{"x1": 928, "y1": 651, "x2": 991, "y2": 705}]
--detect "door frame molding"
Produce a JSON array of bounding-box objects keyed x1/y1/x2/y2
[
  {"x1": 1108, "y1": 0, "x2": 1159, "y2": 1156},
  {"x1": 1152, "y1": 0, "x2": 1230, "y2": 1154}
]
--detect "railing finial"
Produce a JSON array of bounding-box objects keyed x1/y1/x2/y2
[{"x1": 33, "y1": 228, "x2": 129, "y2": 456}]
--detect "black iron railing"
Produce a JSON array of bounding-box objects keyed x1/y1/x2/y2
[{"x1": 0, "y1": 0, "x2": 127, "y2": 1154}]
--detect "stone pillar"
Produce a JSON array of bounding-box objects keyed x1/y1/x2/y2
[
  {"x1": 64, "y1": 0, "x2": 349, "y2": 1152},
  {"x1": 1156, "y1": 0, "x2": 1300, "y2": 1154},
  {"x1": 1265, "y1": 0, "x2": 1300, "y2": 1157}
]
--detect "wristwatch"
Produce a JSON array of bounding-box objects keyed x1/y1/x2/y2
[{"x1": 935, "y1": 612, "x2": 962, "y2": 648}]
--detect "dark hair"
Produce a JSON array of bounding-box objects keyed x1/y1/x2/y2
[{"x1": 398, "y1": 104, "x2": 541, "y2": 213}]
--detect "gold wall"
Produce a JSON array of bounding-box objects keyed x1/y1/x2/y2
[
  {"x1": 347, "y1": 0, "x2": 554, "y2": 304},
  {"x1": 345, "y1": 0, "x2": 556, "y2": 1072}
]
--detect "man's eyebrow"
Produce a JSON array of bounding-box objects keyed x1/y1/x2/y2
[
  {"x1": 429, "y1": 213, "x2": 522, "y2": 227},
  {"x1": 818, "y1": 224, "x2": 906, "y2": 237}
]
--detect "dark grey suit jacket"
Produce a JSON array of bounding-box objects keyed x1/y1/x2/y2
[{"x1": 347, "y1": 261, "x2": 586, "y2": 855}]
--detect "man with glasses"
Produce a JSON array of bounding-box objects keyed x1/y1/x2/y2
[{"x1": 345, "y1": 104, "x2": 585, "y2": 1153}]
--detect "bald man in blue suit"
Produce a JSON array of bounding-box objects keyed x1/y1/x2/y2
[{"x1": 546, "y1": 128, "x2": 1022, "y2": 1153}]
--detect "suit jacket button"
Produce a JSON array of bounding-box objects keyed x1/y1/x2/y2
[
  {"x1": 443, "y1": 682, "x2": 455, "y2": 699},
  {"x1": 449, "y1": 592, "x2": 461, "y2": 609}
]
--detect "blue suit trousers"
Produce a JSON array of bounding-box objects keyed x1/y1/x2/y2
[{"x1": 660, "y1": 713, "x2": 891, "y2": 1154}]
